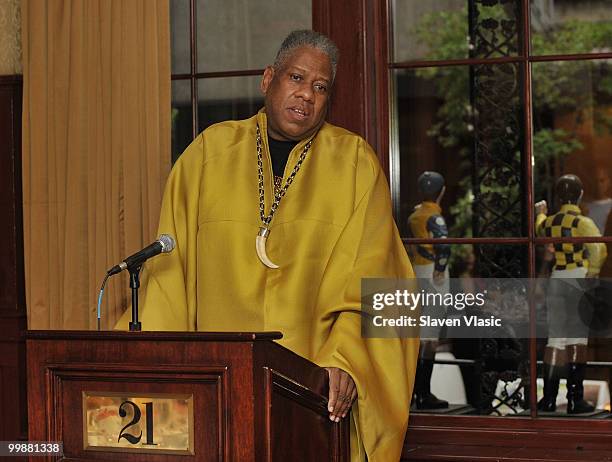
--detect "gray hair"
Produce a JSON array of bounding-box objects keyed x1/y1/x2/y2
[{"x1": 273, "y1": 30, "x2": 339, "y2": 82}]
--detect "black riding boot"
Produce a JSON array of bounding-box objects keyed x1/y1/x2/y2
[
  {"x1": 413, "y1": 359, "x2": 448, "y2": 410},
  {"x1": 537, "y1": 363, "x2": 561, "y2": 412},
  {"x1": 566, "y1": 362, "x2": 594, "y2": 414}
]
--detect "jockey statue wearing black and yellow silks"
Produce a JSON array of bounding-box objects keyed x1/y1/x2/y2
[
  {"x1": 407, "y1": 171, "x2": 451, "y2": 410},
  {"x1": 535, "y1": 174, "x2": 608, "y2": 414}
]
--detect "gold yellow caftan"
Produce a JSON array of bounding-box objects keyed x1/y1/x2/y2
[{"x1": 117, "y1": 111, "x2": 419, "y2": 461}]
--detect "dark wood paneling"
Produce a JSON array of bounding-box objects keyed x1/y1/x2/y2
[
  {"x1": 313, "y1": 0, "x2": 368, "y2": 141},
  {"x1": 0, "y1": 75, "x2": 25, "y2": 314},
  {"x1": 268, "y1": 370, "x2": 347, "y2": 461},
  {"x1": 0, "y1": 75, "x2": 27, "y2": 445},
  {"x1": 313, "y1": 0, "x2": 390, "y2": 179},
  {"x1": 0, "y1": 317, "x2": 27, "y2": 436},
  {"x1": 403, "y1": 415, "x2": 612, "y2": 461},
  {"x1": 252, "y1": 341, "x2": 349, "y2": 461}
]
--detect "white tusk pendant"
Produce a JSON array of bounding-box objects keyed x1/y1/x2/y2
[{"x1": 256, "y1": 227, "x2": 279, "y2": 269}]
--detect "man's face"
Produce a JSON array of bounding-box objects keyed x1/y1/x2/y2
[{"x1": 260, "y1": 46, "x2": 332, "y2": 141}]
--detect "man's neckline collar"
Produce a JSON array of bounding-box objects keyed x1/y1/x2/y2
[{"x1": 256, "y1": 109, "x2": 321, "y2": 149}]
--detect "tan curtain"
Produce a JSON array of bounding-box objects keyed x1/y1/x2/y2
[{"x1": 22, "y1": 0, "x2": 171, "y2": 329}]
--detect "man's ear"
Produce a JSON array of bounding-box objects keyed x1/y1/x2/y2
[{"x1": 261, "y1": 66, "x2": 275, "y2": 95}]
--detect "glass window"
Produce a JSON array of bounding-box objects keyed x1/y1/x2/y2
[
  {"x1": 535, "y1": 242, "x2": 612, "y2": 417},
  {"x1": 532, "y1": 59, "x2": 612, "y2": 236},
  {"x1": 392, "y1": 0, "x2": 521, "y2": 62},
  {"x1": 408, "y1": 244, "x2": 529, "y2": 416},
  {"x1": 394, "y1": 64, "x2": 526, "y2": 238},
  {"x1": 196, "y1": 0, "x2": 312, "y2": 73},
  {"x1": 197, "y1": 76, "x2": 264, "y2": 132},
  {"x1": 170, "y1": 0, "x2": 191, "y2": 75},
  {"x1": 172, "y1": 79, "x2": 193, "y2": 162},
  {"x1": 530, "y1": 0, "x2": 612, "y2": 56},
  {"x1": 389, "y1": 0, "x2": 612, "y2": 421},
  {"x1": 170, "y1": 0, "x2": 311, "y2": 162}
]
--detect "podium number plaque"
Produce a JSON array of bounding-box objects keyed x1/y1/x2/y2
[{"x1": 83, "y1": 392, "x2": 194, "y2": 455}]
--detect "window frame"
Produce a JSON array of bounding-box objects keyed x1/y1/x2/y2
[
  {"x1": 370, "y1": 0, "x2": 612, "y2": 457},
  {"x1": 170, "y1": 0, "x2": 267, "y2": 145}
]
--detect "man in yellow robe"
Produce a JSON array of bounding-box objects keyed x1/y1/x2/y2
[{"x1": 118, "y1": 30, "x2": 418, "y2": 461}]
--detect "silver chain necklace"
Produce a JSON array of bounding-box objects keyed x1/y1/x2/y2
[{"x1": 255, "y1": 123, "x2": 313, "y2": 268}]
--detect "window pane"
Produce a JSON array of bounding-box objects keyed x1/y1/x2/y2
[
  {"x1": 530, "y1": 0, "x2": 612, "y2": 56},
  {"x1": 393, "y1": 64, "x2": 526, "y2": 238},
  {"x1": 196, "y1": 0, "x2": 311, "y2": 73},
  {"x1": 405, "y1": 243, "x2": 528, "y2": 279},
  {"x1": 535, "y1": 242, "x2": 612, "y2": 418},
  {"x1": 170, "y1": 0, "x2": 191, "y2": 75},
  {"x1": 392, "y1": 0, "x2": 521, "y2": 62},
  {"x1": 172, "y1": 79, "x2": 194, "y2": 163},
  {"x1": 532, "y1": 59, "x2": 612, "y2": 236},
  {"x1": 197, "y1": 76, "x2": 264, "y2": 133},
  {"x1": 408, "y1": 244, "x2": 529, "y2": 417}
]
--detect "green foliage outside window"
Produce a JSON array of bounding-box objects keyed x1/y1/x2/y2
[{"x1": 411, "y1": 6, "x2": 612, "y2": 251}]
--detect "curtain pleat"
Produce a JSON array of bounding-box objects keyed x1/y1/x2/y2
[{"x1": 22, "y1": 0, "x2": 171, "y2": 329}]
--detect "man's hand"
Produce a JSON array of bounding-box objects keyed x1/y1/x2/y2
[{"x1": 326, "y1": 367, "x2": 357, "y2": 422}]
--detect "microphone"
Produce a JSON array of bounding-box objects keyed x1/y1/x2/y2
[{"x1": 107, "y1": 234, "x2": 175, "y2": 276}]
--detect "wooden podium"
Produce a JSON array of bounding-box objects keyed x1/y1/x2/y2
[{"x1": 27, "y1": 331, "x2": 349, "y2": 461}]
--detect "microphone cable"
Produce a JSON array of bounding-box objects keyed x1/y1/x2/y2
[{"x1": 96, "y1": 273, "x2": 110, "y2": 331}]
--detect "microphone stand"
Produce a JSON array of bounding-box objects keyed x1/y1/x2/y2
[{"x1": 128, "y1": 265, "x2": 142, "y2": 332}]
